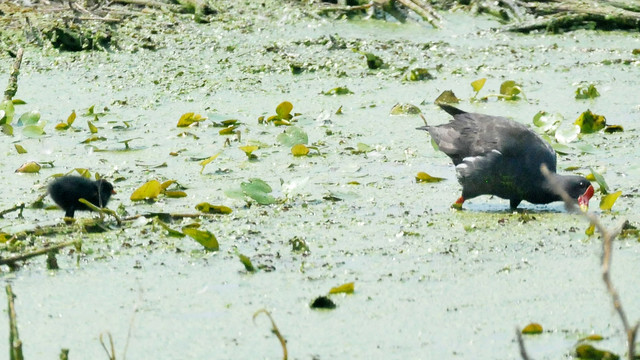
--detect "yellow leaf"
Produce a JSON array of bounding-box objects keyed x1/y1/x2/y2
[
  {"x1": 14, "y1": 144, "x2": 27, "y2": 154},
  {"x1": 177, "y1": 112, "x2": 205, "y2": 127},
  {"x1": 599, "y1": 191, "x2": 621, "y2": 211},
  {"x1": 328, "y1": 282, "x2": 354, "y2": 295},
  {"x1": 164, "y1": 191, "x2": 187, "y2": 198},
  {"x1": 88, "y1": 120, "x2": 98, "y2": 133},
  {"x1": 471, "y1": 78, "x2": 486, "y2": 92},
  {"x1": 55, "y1": 122, "x2": 70, "y2": 130},
  {"x1": 291, "y1": 143, "x2": 309, "y2": 156},
  {"x1": 15, "y1": 161, "x2": 41, "y2": 173},
  {"x1": 521, "y1": 323, "x2": 543, "y2": 334},
  {"x1": 160, "y1": 180, "x2": 176, "y2": 191},
  {"x1": 276, "y1": 101, "x2": 293, "y2": 119},
  {"x1": 182, "y1": 227, "x2": 219, "y2": 251},
  {"x1": 416, "y1": 171, "x2": 445, "y2": 183},
  {"x1": 586, "y1": 223, "x2": 596, "y2": 235},
  {"x1": 199, "y1": 152, "x2": 221, "y2": 174},
  {"x1": 219, "y1": 125, "x2": 238, "y2": 135},
  {"x1": 67, "y1": 110, "x2": 76, "y2": 125},
  {"x1": 195, "y1": 203, "x2": 233, "y2": 214},
  {"x1": 239, "y1": 145, "x2": 259, "y2": 156},
  {"x1": 130, "y1": 180, "x2": 162, "y2": 201},
  {"x1": 0, "y1": 233, "x2": 11, "y2": 243}
]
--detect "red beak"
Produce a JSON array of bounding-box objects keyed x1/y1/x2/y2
[
  {"x1": 112, "y1": 190, "x2": 117, "y2": 194},
  {"x1": 578, "y1": 185, "x2": 594, "y2": 211}
]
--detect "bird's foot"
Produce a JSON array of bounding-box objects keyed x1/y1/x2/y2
[{"x1": 451, "y1": 196, "x2": 465, "y2": 210}]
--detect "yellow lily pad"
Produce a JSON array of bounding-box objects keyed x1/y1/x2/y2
[
  {"x1": 88, "y1": 120, "x2": 98, "y2": 133},
  {"x1": 276, "y1": 101, "x2": 293, "y2": 120},
  {"x1": 164, "y1": 191, "x2": 187, "y2": 198},
  {"x1": 130, "y1": 180, "x2": 162, "y2": 201},
  {"x1": 521, "y1": 323, "x2": 543, "y2": 334},
  {"x1": 291, "y1": 143, "x2": 309, "y2": 156},
  {"x1": 599, "y1": 191, "x2": 621, "y2": 211},
  {"x1": 14, "y1": 144, "x2": 27, "y2": 154},
  {"x1": 574, "y1": 110, "x2": 606, "y2": 134},
  {"x1": 471, "y1": 78, "x2": 486, "y2": 92},
  {"x1": 15, "y1": 161, "x2": 41, "y2": 173},
  {"x1": 177, "y1": 112, "x2": 205, "y2": 127},
  {"x1": 239, "y1": 145, "x2": 259, "y2": 157}
]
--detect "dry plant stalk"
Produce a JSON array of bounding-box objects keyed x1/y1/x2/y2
[
  {"x1": 6, "y1": 285, "x2": 24, "y2": 360},
  {"x1": 520, "y1": 164, "x2": 639, "y2": 360},
  {"x1": 253, "y1": 309, "x2": 288, "y2": 360}
]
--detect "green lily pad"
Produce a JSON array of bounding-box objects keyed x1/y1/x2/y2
[
  {"x1": 277, "y1": 126, "x2": 308, "y2": 146},
  {"x1": 574, "y1": 110, "x2": 606, "y2": 134},
  {"x1": 183, "y1": 227, "x2": 219, "y2": 251}
]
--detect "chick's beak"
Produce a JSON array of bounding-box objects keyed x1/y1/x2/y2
[{"x1": 578, "y1": 185, "x2": 595, "y2": 212}]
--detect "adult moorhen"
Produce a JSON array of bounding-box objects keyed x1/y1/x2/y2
[
  {"x1": 418, "y1": 104, "x2": 594, "y2": 210},
  {"x1": 48, "y1": 176, "x2": 116, "y2": 217}
]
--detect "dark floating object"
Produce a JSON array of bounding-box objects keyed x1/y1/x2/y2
[
  {"x1": 310, "y1": 296, "x2": 336, "y2": 310},
  {"x1": 48, "y1": 176, "x2": 115, "y2": 217},
  {"x1": 418, "y1": 104, "x2": 594, "y2": 210}
]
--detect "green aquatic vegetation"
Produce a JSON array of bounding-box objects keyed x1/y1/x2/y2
[
  {"x1": 575, "y1": 84, "x2": 600, "y2": 99},
  {"x1": 182, "y1": 226, "x2": 219, "y2": 251},
  {"x1": 390, "y1": 103, "x2": 421, "y2": 115},
  {"x1": 434, "y1": 90, "x2": 460, "y2": 104},
  {"x1": 55, "y1": 110, "x2": 76, "y2": 130}
]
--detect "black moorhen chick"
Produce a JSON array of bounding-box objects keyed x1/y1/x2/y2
[
  {"x1": 48, "y1": 176, "x2": 116, "y2": 217},
  {"x1": 418, "y1": 104, "x2": 594, "y2": 210}
]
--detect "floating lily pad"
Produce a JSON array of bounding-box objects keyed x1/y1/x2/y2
[
  {"x1": 575, "y1": 344, "x2": 619, "y2": 360},
  {"x1": 521, "y1": 323, "x2": 543, "y2": 334},
  {"x1": 14, "y1": 144, "x2": 27, "y2": 154},
  {"x1": 15, "y1": 161, "x2": 41, "y2": 173},
  {"x1": 532, "y1": 111, "x2": 562, "y2": 134},
  {"x1": 434, "y1": 90, "x2": 460, "y2": 104},
  {"x1": 17, "y1": 110, "x2": 40, "y2": 126},
  {"x1": 155, "y1": 218, "x2": 185, "y2": 238},
  {"x1": 130, "y1": 180, "x2": 162, "y2": 201},
  {"x1": 390, "y1": 103, "x2": 421, "y2": 115},
  {"x1": 239, "y1": 145, "x2": 259, "y2": 159},
  {"x1": 277, "y1": 126, "x2": 308, "y2": 146},
  {"x1": 599, "y1": 191, "x2": 621, "y2": 211},
  {"x1": 554, "y1": 122, "x2": 580, "y2": 145},
  {"x1": 240, "y1": 178, "x2": 276, "y2": 205},
  {"x1": 88, "y1": 120, "x2": 98, "y2": 133},
  {"x1": 291, "y1": 143, "x2": 309, "y2": 156},
  {"x1": 471, "y1": 78, "x2": 486, "y2": 92},
  {"x1": 499, "y1": 80, "x2": 522, "y2": 100},
  {"x1": 276, "y1": 101, "x2": 293, "y2": 120},
  {"x1": 574, "y1": 110, "x2": 606, "y2": 134},
  {"x1": 195, "y1": 203, "x2": 233, "y2": 214},
  {"x1": 177, "y1": 112, "x2": 206, "y2": 127}
]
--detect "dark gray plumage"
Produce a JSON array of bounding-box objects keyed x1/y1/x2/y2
[{"x1": 418, "y1": 104, "x2": 594, "y2": 209}]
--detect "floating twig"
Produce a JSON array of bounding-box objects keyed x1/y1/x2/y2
[
  {"x1": 0, "y1": 240, "x2": 80, "y2": 267},
  {"x1": 253, "y1": 309, "x2": 288, "y2": 360},
  {"x1": 6, "y1": 284, "x2": 24, "y2": 360},
  {"x1": 0, "y1": 203, "x2": 25, "y2": 218}
]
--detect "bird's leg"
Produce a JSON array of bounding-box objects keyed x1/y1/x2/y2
[{"x1": 451, "y1": 196, "x2": 465, "y2": 210}]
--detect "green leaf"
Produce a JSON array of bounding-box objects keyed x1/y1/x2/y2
[
  {"x1": 182, "y1": 227, "x2": 219, "y2": 251},
  {"x1": 322, "y1": 87, "x2": 353, "y2": 96},
  {"x1": 390, "y1": 103, "x2": 421, "y2": 115},
  {"x1": 238, "y1": 253, "x2": 256, "y2": 272},
  {"x1": 404, "y1": 68, "x2": 433, "y2": 81},
  {"x1": 155, "y1": 218, "x2": 185, "y2": 238},
  {"x1": 17, "y1": 110, "x2": 41, "y2": 126},
  {"x1": 574, "y1": 110, "x2": 606, "y2": 133},
  {"x1": 0, "y1": 99, "x2": 15, "y2": 124},
  {"x1": 599, "y1": 191, "x2": 621, "y2": 211},
  {"x1": 575, "y1": 84, "x2": 600, "y2": 100},
  {"x1": 195, "y1": 203, "x2": 233, "y2": 214},
  {"x1": 499, "y1": 80, "x2": 521, "y2": 97},
  {"x1": 88, "y1": 120, "x2": 98, "y2": 133},
  {"x1": 434, "y1": 90, "x2": 460, "y2": 104},
  {"x1": 241, "y1": 178, "x2": 276, "y2": 205},
  {"x1": 276, "y1": 126, "x2": 308, "y2": 146},
  {"x1": 554, "y1": 122, "x2": 580, "y2": 144},
  {"x1": 22, "y1": 124, "x2": 46, "y2": 137},
  {"x1": 532, "y1": 111, "x2": 562, "y2": 133},
  {"x1": 471, "y1": 78, "x2": 486, "y2": 92},
  {"x1": 130, "y1": 180, "x2": 163, "y2": 201},
  {"x1": 14, "y1": 144, "x2": 27, "y2": 154},
  {"x1": 363, "y1": 52, "x2": 383, "y2": 69},
  {"x1": 588, "y1": 167, "x2": 610, "y2": 194}
]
